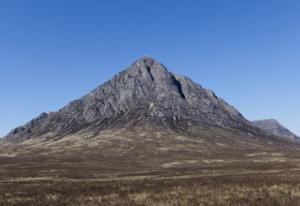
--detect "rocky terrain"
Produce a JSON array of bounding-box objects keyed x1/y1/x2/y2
[
  {"x1": 1, "y1": 56, "x2": 300, "y2": 206},
  {"x1": 252, "y1": 119, "x2": 299, "y2": 140},
  {"x1": 5, "y1": 56, "x2": 256, "y2": 143}
]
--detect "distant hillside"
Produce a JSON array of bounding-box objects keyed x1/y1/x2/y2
[{"x1": 252, "y1": 119, "x2": 298, "y2": 139}]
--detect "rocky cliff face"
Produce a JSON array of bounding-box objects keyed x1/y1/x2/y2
[
  {"x1": 5, "y1": 56, "x2": 255, "y2": 143},
  {"x1": 252, "y1": 119, "x2": 299, "y2": 139}
]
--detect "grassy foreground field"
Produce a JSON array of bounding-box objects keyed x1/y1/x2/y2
[
  {"x1": 1, "y1": 154, "x2": 300, "y2": 206},
  {"x1": 1, "y1": 127, "x2": 300, "y2": 206}
]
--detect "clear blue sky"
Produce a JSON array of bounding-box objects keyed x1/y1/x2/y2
[{"x1": 0, "y1": 0, "x2": 299, "y2": 137}]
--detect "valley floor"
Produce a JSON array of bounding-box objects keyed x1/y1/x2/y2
[
  {"x1": 1, "y1": 153, "x2": 300, "y2": 205},
  {"x1": 1, "y1": 127, "x2": 300, "y2": 206}
]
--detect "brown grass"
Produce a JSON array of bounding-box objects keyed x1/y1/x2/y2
[{"x1": 1, "y1": 127, "x2": 300, "y2": 205}]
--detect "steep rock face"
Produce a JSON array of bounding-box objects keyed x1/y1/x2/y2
[
  {"x1": 252, "y1": 119, "x2": 298, "y2": 139},
  {"x1": 5, "y1": 56, "x2": 253, "y2": 143}
]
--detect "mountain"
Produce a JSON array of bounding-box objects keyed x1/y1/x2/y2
[
  {"x1": 2, "y1": 57, "x2": 300, "y2": 206},
  {"x1": 252, "y1": 119, "x2": 299, "y2": 139},
  {"x1": 5, "y1": 56, "x2": 258, "y2": 143},
  {"x1": 4, "y1": 56, "x2": 296, "y2": 160}
]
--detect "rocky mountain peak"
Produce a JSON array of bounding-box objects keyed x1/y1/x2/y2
[
  {"x1": 119, "y1": 56, "x2": 185, "y2": 99},
  {"x1": 124, "y1": 56, "x2": 168, "y2": 82},
  {"x1": 5, "y1": 57, "x2": 252, "y2": 143}
]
